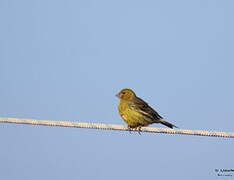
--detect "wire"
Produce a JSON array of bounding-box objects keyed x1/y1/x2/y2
[{"x1": 0, "y1": 117, "x2": 234, "y2": 138}]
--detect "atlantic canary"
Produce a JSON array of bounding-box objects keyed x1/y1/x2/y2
[{"x1": 116, "y1": 88, "x2": 177, "y2": 131}]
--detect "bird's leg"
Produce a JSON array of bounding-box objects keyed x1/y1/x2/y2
[
  {"x1": 127, "y1": 126, "x2": 132, "y2": 134},
  {"x1": 137, "y1": 126, "x2": 142, "y2": 135}
]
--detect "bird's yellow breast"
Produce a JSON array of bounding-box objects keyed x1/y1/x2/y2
[{"x1": 118, "y1": 100, "x2": 152, "y2": 128}]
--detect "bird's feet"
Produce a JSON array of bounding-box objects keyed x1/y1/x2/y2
[
  {"x1": 127, "y1": 126, "x2": 142, "y2": 135},
  {"x1": 127, "y1": 126, "x2": 132, "y2": 133},
  {"x1": 136, "y1": 126, "x2": 142, "y2": 135}
]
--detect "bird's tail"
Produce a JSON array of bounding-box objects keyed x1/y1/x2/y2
[{"x1": 159, "y1": 119, "x2": 178, "y2": 129}]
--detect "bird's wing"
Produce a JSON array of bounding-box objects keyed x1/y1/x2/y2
[{"x1": 129, "y1": 97, "x2": 163, "y2": 120}]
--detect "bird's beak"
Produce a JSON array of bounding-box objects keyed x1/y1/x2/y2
[{"x1": 115, "y1": 93, "x2": 120, "y2": 98}]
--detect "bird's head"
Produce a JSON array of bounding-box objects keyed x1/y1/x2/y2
[{"x1": 116, "y1": 88, "x2": 136, "y2": 101}]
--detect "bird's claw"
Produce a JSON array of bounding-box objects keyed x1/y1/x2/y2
[
  {"x1": 127, "y1": 126, "x2": 132, "y2": 134},
  {"x1": 137, "y1": 126, "x2": 142, "y2": 135},
  {"x1": 127, "y1": 126, "x2": 142, "y2": 135}
]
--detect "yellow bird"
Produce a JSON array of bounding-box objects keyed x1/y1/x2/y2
[{"x1": 116, "y1": 88, "x2": 177, "y2": 131}]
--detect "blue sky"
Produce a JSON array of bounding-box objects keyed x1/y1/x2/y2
[{"x1": 1, "y1": 0, "x2": 234, "y2": 179}]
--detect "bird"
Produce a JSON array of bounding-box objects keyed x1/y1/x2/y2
[{"x1": 116, "y1": 88, "x2": 177, "y2": 132}]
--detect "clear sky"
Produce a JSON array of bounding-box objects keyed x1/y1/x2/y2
[{"x1": 1, "y1": 0, "x2": 234, "y2": 179}]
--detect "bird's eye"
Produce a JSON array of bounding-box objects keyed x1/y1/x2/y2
[{"x1": 122, "y1": 92, "x2": 126, "y2": 95}]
